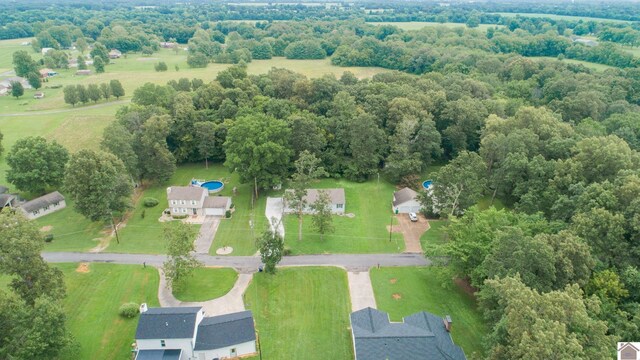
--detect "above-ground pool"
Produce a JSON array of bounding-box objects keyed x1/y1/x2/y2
[
  {"x1": 200, "y1": 180, "x2": 224, "y2": 193},
  {"x1": 422, "y1": 180, "x2": 433, "y2": 190}
]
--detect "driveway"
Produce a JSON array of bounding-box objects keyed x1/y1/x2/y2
[
  {"x1": 265, "y1": 197, "x2": 285, "y2": 238},
  {"x1": 396, "y1": 214, "x2": 429, "y2": 253},
  {"x1": 348, "y1": 271, "x2": 377, "y2": 311},
  {"x1": 194, "y1": 217, "x2": 220, "y2": 254}
]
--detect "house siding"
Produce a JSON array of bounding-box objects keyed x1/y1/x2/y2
[
  {"x1": 21, "y1": 200, "x2": 66, "y2": 220},
  {"x1": 393, "y1": 199, "x2": 421, "y2": 214},
  {"x1": 194, "y1": 340, "x2": 256, "y2": 360}
]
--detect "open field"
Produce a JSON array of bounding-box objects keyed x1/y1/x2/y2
[
  {"x1": 368, "y1": 21, "x2": 502, "y2": 31},
  {"x1": 56, "y1": 263, "x2": 160, "y2": 360},
  {"x1": 173, "y1": 267, "x2": 238, "y2": 302},
  {"x1": 370, "y1": 267, "x2": 486, "y2": 359},
  {"x1": 528, "y1": 56, "x2": 616, "y2": 71},
  {"x1": 494, "y1": 12, "x2": 631, "y2": 24},
  {"x1": 282, "y1": 178, "x2": 403, "y2": 254},
  {"x1": 244, "y1": 267, "x2": 353, "y2": 360}
]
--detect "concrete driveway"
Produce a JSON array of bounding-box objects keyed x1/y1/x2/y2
[
  {"x1": 265, "y1": 197, "x2": 285, "y2": 238},
  {"x1": 396, "y1": 214, "x2": 429, "y2": 253},
  {"x1": 194, "y1": 217, "x2": 220, "y2": 254}
]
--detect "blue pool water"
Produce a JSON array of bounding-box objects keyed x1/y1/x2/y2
[
  {"x1": 200, "y1": 180, "x2": 224, "y2": 192},
  {"x1": 422, "y1": 180, "x2": 433, "y2": 190}
]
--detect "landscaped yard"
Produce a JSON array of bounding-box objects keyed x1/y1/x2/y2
[
  {"x1": 420, "y1": 219, "x2": 449, "y2": 253},
  {"x1": 282, "y1": 178, "x2": 403, "y2": 254},
  {"x1": 55, "y1": 263, "x2": 160, "y2": 360},
  {"x1": 244, "y1": 267, "x2": 353, "y2": 360},
  {"x1": 370, "y1": 267, "x2": 486, "y2": 359},
  {"x1": 172, "y1": 267, "x2": 238, "y2": 302}
]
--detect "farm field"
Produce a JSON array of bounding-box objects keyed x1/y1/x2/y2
[
  {"x1": 494, "y1": 12, "x2": 631, "y2": 23},
  {"x1": 244, "y1": 267, "x2": 353, "y2": 360},
  {"x1": 368, "y1": 21, "x2": 502, "y2": 31},
  {"x1": 370, "y1": 266, "x2": 487, "y2": 359},
  {"x1": 282, "y1": 178, "x2": 403, "y2": 254}
]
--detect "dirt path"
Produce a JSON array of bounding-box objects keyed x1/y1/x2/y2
[{"x1": 396, "y1": 214, "x2": 429, "y2": 253}]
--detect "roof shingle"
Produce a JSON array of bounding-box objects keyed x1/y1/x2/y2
[
  {"x1": 194, "y1": 310, "x2": 256, "y2": 350},
  {"x1": 135, "y1": 307, "x2": 201, "y2": 339}
]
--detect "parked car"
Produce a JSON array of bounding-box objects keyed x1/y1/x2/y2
[{"x1": 409, "y1": 212, "x2": 418, "y2": 222}]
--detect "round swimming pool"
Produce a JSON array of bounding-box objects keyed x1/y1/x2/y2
[
  {"x1": 422, "y1": 180, "x2": 433, "y2": 190},
  {"x1": 200, "y1": 180, "x2": 224, "y2": 193}
]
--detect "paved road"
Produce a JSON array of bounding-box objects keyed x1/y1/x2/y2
[{"x1": 42, "y1": 252, "x2": 430, "y2": 273}]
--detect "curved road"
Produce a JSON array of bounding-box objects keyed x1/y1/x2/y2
[{"x1": 42, "y1": 252, "x2": 430, "y2": 273}]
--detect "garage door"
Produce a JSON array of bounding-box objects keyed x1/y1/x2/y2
[
  {"x1": 398, "y1": 205, "x2": 421, "y2": 214},
  {"x1": 205, "y1": 208, "x2": 224, "y2": 216}
]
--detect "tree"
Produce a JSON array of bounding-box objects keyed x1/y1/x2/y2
[
  {"x1": 162, "y1": 222, "x2": 201, "y2": 289},
  {"x1": 12, "y1": 50, "x2": 38, "y2": 77},
  {"x1": 100, "y1": 82, "x2": 111, "y2": 100},
  {"x1": 63, "y1": 85, "x2": 78, "y2": 107},
  {"x1": 76, "y1": 55, "x2": 87, "y2": 70},
  {"x1": 187, "y1": 53, "x2": 209, "y2": 68},
  {"x1": 193, "y1": 121, "x2": 217, "y2": 169},
  {"x1": 110, "y1": 79, "x2": 125, "y2": 99},
  {"x1": 224, "y1": 114, "x2": 292, "y2": 198},
  {"x1": 101, "y1": 122, "x2": 139, "y2": 181},
  {"x1": 10, "y1": 81, "x2": 24, "y2": 99},
  {"x1": 27, "y1": 72, "x2": 41, "y2": 90},
  {"x1": 64, "y1": 149, "x2": 132, "y2": 222},
  {"x1": 138, "y1": 115, "x2": 176, "y2": 182},
  {"x1": 93, "y1": 56, "x2": 105, "y2": 73},
  {"x1": 154, "y1": 61, "x2": 168, "y2": 72},
  {"x1": 345, "y1": 113, "x2": 386, "y2": 182},
  {"x1": 310, "y1": 189, "x2": 335, "y2": 241},
  {"x1": 6, "y1": 136, "x2": 69, "y2": 194},
  {"x1": 76, "y1": 37, "x2": 88, "y2": 54},
  {"x1": 87, "y1": 83, "x2": 102, "y2": 103},
  {"x1": 76, "y1": 84, "x2": 89, "y2": 104},
  {"x1": 256, "y1": 227, "x2": 284, "y2": 274},
  {"x1": 420, "y1": 151, "x2": 487, "y2": 217},
  {"x1": 285, "y1": 151, "x2": 327, "y2": 241},
  {"x1": 90, "y1": 42, "x2": 109, "y2": 64}
]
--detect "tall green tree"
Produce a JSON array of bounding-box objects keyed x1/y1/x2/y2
[
  {"x1": 224, "y1": 114, "x2": 292, "y2": 197},
  {"x1": 89, "y1": 42, "x2": 109, "y2": 64},
  {"x1": 6, "y1": 136, "x2": 69, "y2": 194},
  {"x1": 10, "y1": 81, "x2": 24, "y2": 99},
  {"x1": 137, "y1": 115, "x2": 176, "y2": 182},
  {"x1": 345, "y1": 113, "x2": 385, "y2": 182},
  {"x1": 64, "y1": 149, "x2": 132, "y2": 222},
  {"x1": 27, "y1": 72, "x2": 42, "y2": 90},
  {"x1": 193, "y1": 121, "x2": 217, "y2": 169},
  {"x1": 100, "y1": 82, "x2": 111, "y2": 100},
  {"x1": 77, "y1": 55, "x2": 87, "y2": 70},
  {"x1": 12, "y1": 50, "x2": 38, "y2": 77},
  {"x1": 310, "y1": 189, "x2": 335, "y2": 241},
  {"x1": 76, "y1": 84, "x2": 88, "y2": 104},
  {"x1": 256, "y1": 227, "x2": 284, "y2": 274},
  {"x1": 110, "y1": 79, "x2": 125, "y2": 99},
  {"x1": 87, "y1": 83, "x2": 102, "y2": 103},
  {"x1": 101, "y1": 122, "x2": 139, "y2": 181},
  {"x1": 93, "y1": 56, "x2": 105, "y2": 73},
  {"x1": 63, "y1": 85, "x2": 78, "y2": 107},
  {"x1": 162, "y1": 222, "x2": 201, "y2": 290}
]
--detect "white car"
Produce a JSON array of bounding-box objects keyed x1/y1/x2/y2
[{"x1": 409, "y1": 212, "x2": 418, "y2": 222}]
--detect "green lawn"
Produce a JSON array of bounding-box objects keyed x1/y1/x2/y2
[
  {"x1": 173, "y1": 267, "x2": 238, "y2": 302},
  {"x1": 368, "y1": 21, "x2": 503, "y2": 31},
  {"x1": 370, "y1": 267, "x2": 486, "y2": 359},
  {"x1": 528, "y1": 56, "x2": 616, "y2": 71},
  {"x1": 420, "y1": 219, "x2": 449, "y2": 253},
  {"x1": 494, "y1": 12, "x2": 631, "y2": 23},
  {"x1": 56, "y1": 263, "x2": 160, "y2": 360},
  {"x1": 283, "y1": 178, "x2": 403, "y2": 254},
  {"x1": 476, "y1": 195, "x2": 506, "y2": 211},
  {"x1": 244, "y1": 267, "x2": 353, "y2": 360}
]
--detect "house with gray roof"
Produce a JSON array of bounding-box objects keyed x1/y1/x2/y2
[
  {"x1": 135, "y1": 306, "x2": 257, "y2": 360},
  {"x1": 350, "y1": 307, "x2": 466, "y2": 360},
  {"x1": 19, "y1": 191, "x2": 66, "y2": 219},
  {"x1": 392, "y1": 187, "x2": 421, "y2": 214},
  {"x1": 284, "y1": 188, "x2": 346, "y2": 214},
  {"x1": 166, "y1": 186, "x2": 231, "y2": 217}
]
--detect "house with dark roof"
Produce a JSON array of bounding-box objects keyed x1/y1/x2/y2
[
  {"x1": 19, "y1": 191, "x2": 66, "y2": 219},
  {"x1": 166, "y1": 186, "x2": 231, "y2": 217},
  {"x1": 134, "y1": 306, "x2": 257, "y2": 360},
  {"x1": 619, "y1": 342, "x2": 639, "y2": 360},
  {"x1": 350, "y1": 307, "x2": 466, "y2": 360},
  {"x1": 283, "y1": 188, "x2": 346, "y2": 214},
  {"x1": 392, "y1": 187, "x2": 421, "y2": 214}
]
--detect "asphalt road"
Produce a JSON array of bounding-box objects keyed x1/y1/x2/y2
[{"x1": 42, "y1": 252, "x2": 430, "y2": 273}]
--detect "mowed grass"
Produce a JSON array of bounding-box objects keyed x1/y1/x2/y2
[
  {"x1": 283, "y1": 178, "x2": 403, "y2": 254},
  {"x1": 528, "y1": 56, "x2": 616, "y2": 71},
  {"x1": 56, "y1": 263, "x2": 160, "y2": 360},
  {"x1": 494, "y1": 12, "x2": 631, "y2": 24},
  {"x1": 368, "y1": 21, "x2": 503, "y2": 31},
  {"x1": 370, "y1": 267, "x2": 486, "y2": 359},
  {"x1": 173, "y1": 267, "x2": 238, "y2": 302},
  {"x1": 420, "y1": 219, "x2": 449, "y2": 253},
  {"x1": 244, "y1": 267, "x2": 353, "y2": 360}
]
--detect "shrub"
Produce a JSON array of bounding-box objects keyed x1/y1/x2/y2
[
  {"x1": 154, "y1": 62, "x2": 168, "y2": 72},
  {"x1": 119, "y1": 303, "x2": 139, "y2": 318},
  {"x1": 44, "y1": 234, "x2": 54, "y2": 242},
  {"x1": 143, "y1": 197, "x2": 159, "y2": 207},
  {"x1": 172, "y1": 214, "x2": 188, "y2": 219},
  {"x1": 225, "y1": 210, "x2": 231, "y2": 218}
]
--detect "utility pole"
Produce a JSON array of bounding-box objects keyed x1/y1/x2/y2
[
  {"x1": 111, "y1": 214, "x2": 120, "y2": 244},
  {"x1": 389, "y1": 215, "x2": 393, "y2": 242}
]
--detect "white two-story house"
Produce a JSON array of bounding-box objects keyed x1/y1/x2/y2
[
  {"x1": 283, "y1": 188, "x2": 346, "y2": 215},
  {"x1": 167, "y1": 186, "x2": 231, "y2": 217}
]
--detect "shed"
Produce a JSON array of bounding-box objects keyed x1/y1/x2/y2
[
  {"x1": 109, "y1": 49, "x2": 122, "y2": 59},
  {"x1": 392, "y1": 187, "x2": 421, "y2": 214},
  {"x1": 76, "y1": 70, "x2": 92, "y2": 75},
  {"x1": 33, "y1": 92, "x2": 45, "y2": 99}
]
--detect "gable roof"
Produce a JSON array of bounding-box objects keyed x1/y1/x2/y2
[
  {"x1": 203, "y1": 196, "x2": 231, "y2": 209},
  {"x1": 285, "y1": 188, "x2": 345, "y2": 205},
  {"x1": 20, "y1": 191, "x2": 64, "y2": 213},
  {"x1": 167, "y1": 186, "x2": 206, "y2": 201},
  {"x1": 0, "y1": 194, "x2": 16, "y2": 207},
  {"x1": 135, "y1": 349, "x2": 182, "y2": 360},
  {"x1": 0, "y1": 185, "x2": 8, "y2": 194},
  {"x1": 135, "y1": 307, "x2": 201, "y2": 340},
  {"x1": 194, "y1": 310, "x2": 256, "y2": 351},
  {"x1": 350, "y1": 307, "x2": 466, "y2": 360},
  {"x1": 392, "y1": 187, "x2": 418, "y2": 207}
]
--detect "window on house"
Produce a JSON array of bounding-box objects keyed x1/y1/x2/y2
[
  {"x1": 181, "y1": 208, "x2": 187, "y2": 213},
  {"x1": 53, "y1": 202, "x2": 59, "y2": 206},
  {"x1": 160, "y1": 340, "x2": 165, "y2": 347},
  {"x1": 191, "y1": 200, "x2": 196, "y2": 205},
  {"x1": 180, "y1": 200, "x2": 185, "y2": 205},
  {"x1": 171, "y1": 200, "x2": 177, "y2": 205},
  {"x1": 32, "y1": 211, "x2": 38, "y2": 215},
  {"x1": 44, "y1": 205, "x2": 50, "y2": 210},
  {"x1": 172, "y1": 208, "x2": 178, "y2": 213},
  {"x1": 336, "y1": 203, "x2": 343, "y2": 209}
]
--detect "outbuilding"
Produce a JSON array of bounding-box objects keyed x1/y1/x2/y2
[
  {"x1": 19, "y1": 191, "x2": 66, "y2": 219},
  {"x1": 392, "y1": 187, "x2": 421, "y2": 214}
]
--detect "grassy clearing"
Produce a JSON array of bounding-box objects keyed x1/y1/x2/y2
[
  {"x1": 494, "y1": 12, "x2": 630, "y2": 24},
  {"x1": 370, "y1": 267, "x2": 486, "y2": 359},
  {"x1": 477, "y1": 195, "x2": 505, "y2": 211},
  {"x1": 528, "y1": 56, "x2": 616, "y2": 71},
  {"x1": 56, "y1": 263, "x2": 160, "y2": 360},
  {"x1": 172, "y1": 267, "x2": 238, "y2": 302},
  {"x1": 244, "y1": 267, "x2": 353, "y2": 360},
  {"x1": 283, "y1": 178, "x2": 403, "y2": 254},
  {"x1": 368, "y1": 21, "x2": 503, "y2": 31},
  {"x1": 420, "y1": 219, "x2": 449, "y2": 253}
]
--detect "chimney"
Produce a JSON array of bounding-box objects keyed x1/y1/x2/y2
[
  {"x1": 443, "y1": 315, "x2": 452, "y2": 332},
  {"x1": 139, "y1": 303, "x2": 148, "y2": 313}
]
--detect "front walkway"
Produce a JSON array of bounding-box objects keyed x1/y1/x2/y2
[
  {"x1": 265, "y1": 197, "x2": 285, "y2": 238},
  {"x1": 157, "y1": 268, "x2": 253, "y2": 316},
  {"x1": 348, "y1": 271, "x2": 377, "y2": 311},
  {"x1": 194, "y1": 217, "x2": 220, "y2": 254}
]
